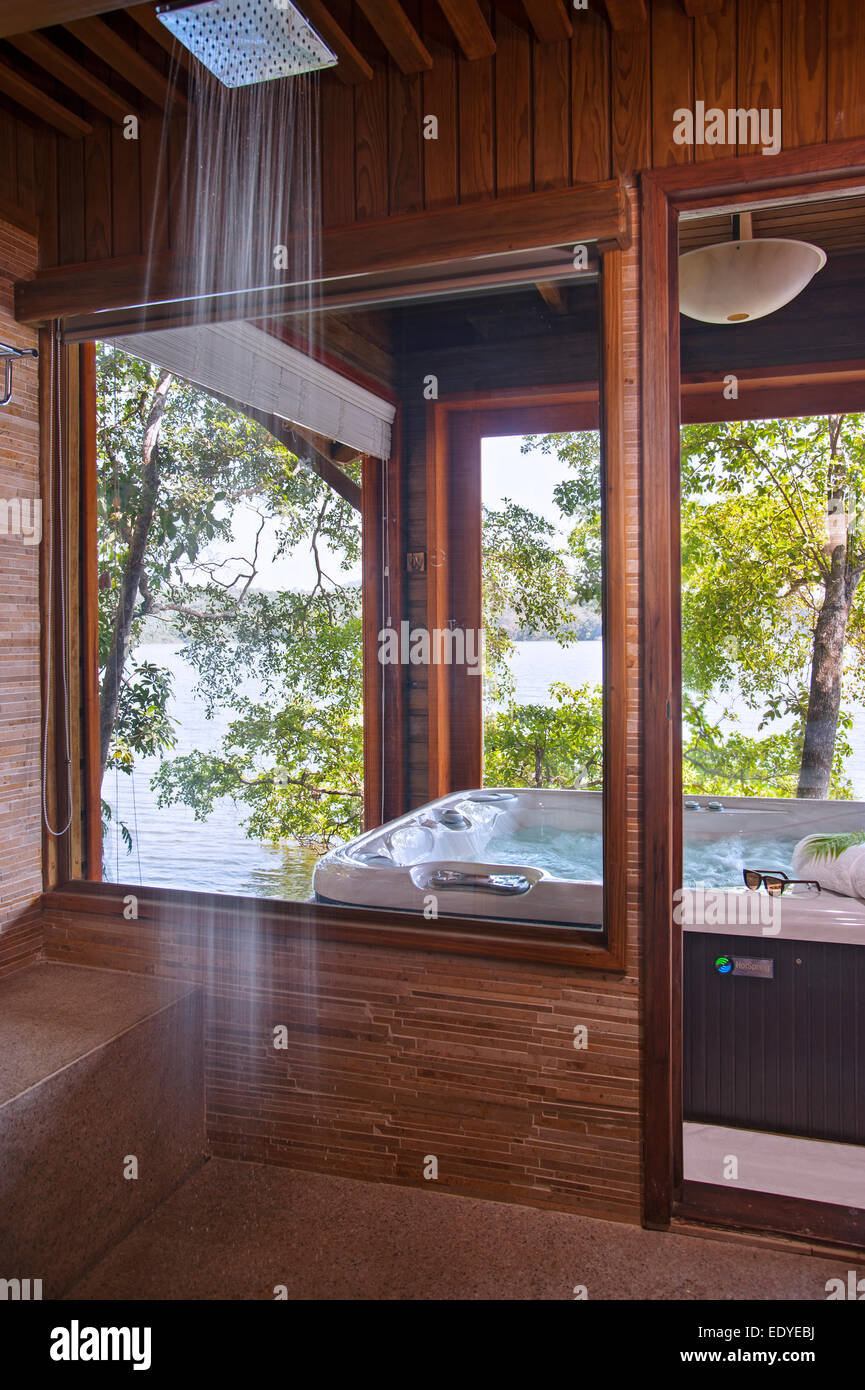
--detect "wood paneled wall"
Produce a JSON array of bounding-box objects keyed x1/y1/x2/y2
[
  {"x1": 37, "y1": 197, "x2": 644, "y2": 1222},
  {"x1": 1, "y1": 0, "x2": 864, "y2": 270},
  {"x1": 42, "y1": 897, "x2": 642, "y2": 1220},
  {"x1": 0, "y1": 215, "x2": 43, "y2": 974}
]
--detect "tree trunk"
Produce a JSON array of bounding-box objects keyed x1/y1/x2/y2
[
  {"x1": 99, "y1": 370, "x2": 173, "y2": 775},
  {"x1": 797, "y1": 549, "x2": 857, "y2": 798}
]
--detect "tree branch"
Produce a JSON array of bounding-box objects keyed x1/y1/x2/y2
[{"x1": 99, "y1": 368, "x2": 174, "y2": 775}]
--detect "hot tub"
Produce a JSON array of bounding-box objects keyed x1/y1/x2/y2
[
  {"x1": 314, "y1": 788, "x2": 604, "y2": 926},
  {"x1": 313, "y1": 788, "x2": 865, "y2": 928}
]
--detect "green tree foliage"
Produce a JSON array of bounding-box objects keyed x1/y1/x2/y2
[
  {"x1": 681, "y1": 414, "x2": 865, "y2": 798},
  {"x1": 101, "y1": 346, "x2": 603, "y2": 858},
  {"x1": 484, "y1": 683, "x2": 603, "y2": 789},
  {"x1": 98, "y1": 345, "x2": 362, "y2": 853},
  {"x1": 480, "y1": 430, "x2": 605, "y2": 785},
  {"x1": 682, "y1": 695, "x2": 853, "y2": 799},
  {"x1": 527, "y1": 415, "x2": 865, "y2": 801},
  {"x1": 150, "y1": 589, "x2": 364, "y2": 845},
  {"x1": 482, "y1": 500, "x2": 576, "y2": 701}
]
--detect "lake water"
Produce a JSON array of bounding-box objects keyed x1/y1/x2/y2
[{"x1": 103, "y1": 639, "x2": 865, "y2": 898}]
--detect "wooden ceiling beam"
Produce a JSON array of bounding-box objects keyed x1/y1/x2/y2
[
  {"x1": 17, "y1": 182, "x2": 628, "y2": 324},
  {"x1": 292, "y1": 421, "x2": 361, "y2": 468},
  {"x1": 682, "y1": 0, "x2": 724, "y2": 15},
  {"x1": 434, "y1": 0, "x2": 496, "y2": 60},
  {"x1": 297, "y1": 0, "x2": 374, "y2": 84},
  {"x1": 244, "y1": 410, "x2": 362, "y2": 511},
  {"x1": 354, "y1": 0, "x2": 433, "y2": 74},
  {"x1": 263, "y1": 427, "x2": 361, "y2": 512},
  {"x1": 0, "y1": 3, "x2": 141, "y2": 39},
  {"x1": 535, "y1": 281, "x2": 567, "y2": 313},
  {"x1": 0, "y1": 54, "x2": 92, "y2": 137},
  {"x1": 601, "y1": 0, "x2": 648, "y2": 30},
  {"x1": 288, "y1": 422, "x2": 361, "y2": 467},
  {"x1": 204, "y1": 387, "x2": 361, "y2": 510},
  {"x1": 7, "y1": 32, "x2": 134, "y2": 123},
  {"x1": 521, "y1": 0, "x2": 573, "y2": 43},
  {"x1": 65, "y1": 16, "x2": 187, "y2": 110},
  {"x1": 125, "y1": 3, "x2": 194, "y2": 71},
  {"x1": 330, "y1": 441, "x2": 362, "y2": 466}
]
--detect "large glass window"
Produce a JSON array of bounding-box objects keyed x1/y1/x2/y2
[
  {"x1": 98, "y1": 344, "x2": 362, "y2": 899},
  {"x1": 681, "y1": 411, "x2": 865, "y2": 880},
  {"x1": 94, "y1": 276, "x2": 615, "y2": 945},
  {"x1": 481, "y1": 431, "x2": 603, "y2": 902}
]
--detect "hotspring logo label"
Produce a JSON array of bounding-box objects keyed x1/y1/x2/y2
[{"x1": 50, "y1": 1321, "x2": 152, "y2": 1372}]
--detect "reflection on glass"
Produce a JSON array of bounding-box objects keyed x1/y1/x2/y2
[
  {"x1": 99, "y1": 282, "x2": 607, "y2": 934},
  {"x1": 681, "y1": 413, "x2": 865, "y2": 891}
]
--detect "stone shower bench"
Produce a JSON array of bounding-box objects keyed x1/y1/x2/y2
[{"x1": 0, "y1": 962, "x2": 205, "y2": 1298}]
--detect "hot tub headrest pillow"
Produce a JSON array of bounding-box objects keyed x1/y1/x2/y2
[{"x1": 792, "y1": 836, "x2": 865, "y2": 900}]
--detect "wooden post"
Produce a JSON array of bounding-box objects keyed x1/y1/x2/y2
[
  {"x1": 640, "y1": 172, "x2": 682, "y2": 1229},
  {"x1": 361, "y1": 417, "x2": 406, "y2": 830},
  {"x1": 600, "y1": 247, "x2": 630, "y2": 977},
  {"x1": 80, "y1": 341, "x2": 102, "y2": 880}
]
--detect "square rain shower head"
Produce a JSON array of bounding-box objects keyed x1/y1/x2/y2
[{"x1": 156, "y1": 0, "x2": 338, "y2": 87}]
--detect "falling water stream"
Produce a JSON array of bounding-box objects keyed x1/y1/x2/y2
[
  {"x1": 122, "y1": 55, "x2": 327, "y2": 1080},
  {"x1": 144, "y1": 57, "x2": 322, "y2": 335}
]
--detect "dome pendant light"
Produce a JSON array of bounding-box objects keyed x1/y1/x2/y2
[{"x1": 679, "y1": 212, "x2": 827, "y2": 324}]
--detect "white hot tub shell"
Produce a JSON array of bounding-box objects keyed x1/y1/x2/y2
[
  {"x1": 314, "y1": 788, "x2": 604, "y2": 926},
  {"x1": 313, "y1": 788, "x2": 865, "y2": 932}
]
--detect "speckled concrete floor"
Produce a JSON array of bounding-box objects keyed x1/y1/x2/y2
[{"x1": 66, "y1": 1157, "x2": 857, "y2": 1301}]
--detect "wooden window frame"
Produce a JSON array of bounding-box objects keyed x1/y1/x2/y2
[
  {"x1": 40, "y1": 334, "x2": 102, "y2": 888},
  {"x1": 361, "y1": 437, "x2": 405, "y2": 831},
  {"x1": 641, "y1": 137, "x2": 865, "y2": 1247},
  {"x1": 424, "y1": 385, "x2": 602, "y2": 797},
  {"x1": 40, "y1": 225, "x2": 630, "y2": 971},
  {"x1": 423, "y1": 379, "x2": 628, "y2": 967}
]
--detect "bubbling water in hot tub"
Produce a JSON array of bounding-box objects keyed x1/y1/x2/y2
[{"x1": 482, "y1": 824, "x2": 801, "y2": 888}]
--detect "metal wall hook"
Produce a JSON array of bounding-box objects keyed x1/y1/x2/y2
[{"x1": 0, "y1": 343, "x2": 39, "y2": 408}]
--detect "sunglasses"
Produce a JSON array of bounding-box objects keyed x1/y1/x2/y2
[{"x1": 742, "y1": 868, "x2": 821, "y2": 896}]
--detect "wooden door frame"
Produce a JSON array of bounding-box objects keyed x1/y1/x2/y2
[
  {"x1": 361, "y1": 425, "x2": 405, "y2": 831},
  {"x1": 423, "y1": 249, "x2": 630, "y2": 968},
  {"x1": 424, "y1": 387, "x2": 601, "y2": 800},
  {"x1": 425, "y1": 386, "x2": 603, "y2": 800},
  {"x1": 641, "y1": 136, "x2": 865, "y2": 1243},
  {"x1": 41, "y1": 332, "x2": 99, "y2": 888}
]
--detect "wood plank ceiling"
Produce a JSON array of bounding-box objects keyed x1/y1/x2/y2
[
  {"x1": 1, "y1": 0, "x2": 863, "y2": 261},
  {"x1": 0, "y1": 0, "x2": 660, "y2": 136},
  {"x1": 679, "y1": 195, "x2": 865, "y2": 257}
]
